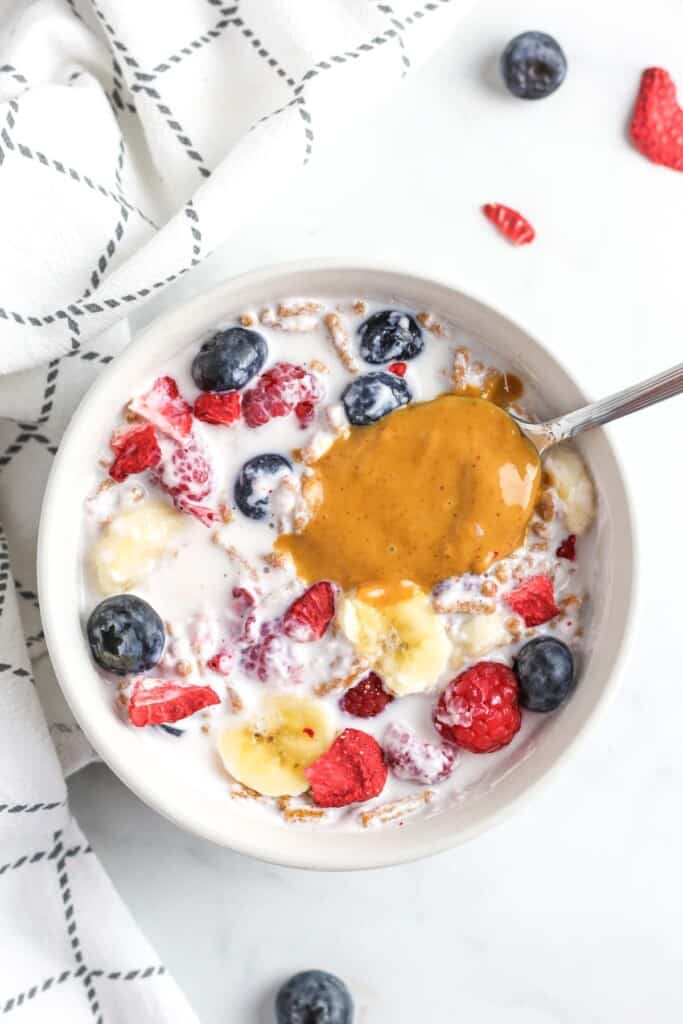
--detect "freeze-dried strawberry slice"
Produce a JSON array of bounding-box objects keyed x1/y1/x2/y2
[
  {"x1": 108, "y1": 423, "x2": 161, "y2": 483},
  {"x1": 194, "y1": 391, "x2": 241, "y2": 426},
  {"x1": 305, "y1": 728, "x2": 387, "y2": 807},
  {"x1": 152, "y1": 433, "x2": 218, "y2": 526},
  {"x1": 207, "y1": 651, "x2": 234, "y2": 675},
  {"x1": 283, "y1": 581, "x2": 336, "y2": 642},
  {"x1": 340, "y1": 672, "x2": 394, "y2": 718},
  {"x1": 556, "y1": 534, "x2": 577, "y2": 561},
  {"x1": 630, "y1": 67, "x2": 683, "y2": 172},
  {"x1": 242, "y1": 362, "x2": 322, "y2": 428},
  {"x1": 128, "y1": 679, "x2": 220, "y2": 726},
  {"x1": 482, "y1": 203, "x2": 535, "y2": 245},
  {"x1": 505, "y1": 574, "x2": 559, "y2": 627},
  {"x1": 128, "y1": 376, "x2": 193, "y2": 442}
]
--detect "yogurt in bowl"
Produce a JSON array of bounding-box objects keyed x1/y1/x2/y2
[{"x1": 38, "y1": 263, "x2": 634, "y2": 868}]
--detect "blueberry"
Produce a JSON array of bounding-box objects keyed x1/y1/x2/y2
[
  {"x1": 342, "y1": 371, "x2": 411, "y2": 426},
  {"x1": 358, "y1": 309, "x2": 423, "y2": 364},
  {"x1": 191, "y1": 327, "x2": 267, "y2": 392},
  {"x1": 500, "y1": 31, "x2": 567, "y2": 100},
  {"x1": 87, "y1": 595, "x2": 165, "y2": 676},
  {"x1": 234, "y1": 453, "x2": 292, "y2": 521},
  {"x1": 514, "y1": 636, "x2": 575, "y2": 712},
  {"x1": 275, "y1": 970, "x2": 353, "y2": 1024}
]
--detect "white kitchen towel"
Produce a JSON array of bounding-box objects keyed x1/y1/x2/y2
[{"x1": 0, "y1": 0, "x2": 474, "y2": 1019}]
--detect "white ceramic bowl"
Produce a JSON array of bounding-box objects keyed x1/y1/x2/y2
[{"x1": 38, "y1": 262, "x2": 635, "y2": 870}]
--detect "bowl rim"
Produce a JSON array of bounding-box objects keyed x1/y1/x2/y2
[{"x1": 38, "y1": 258, "x2": 638, "y2": 870}]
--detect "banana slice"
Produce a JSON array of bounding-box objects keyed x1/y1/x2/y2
[
  {"x1": 91, "y1": 500, "x2": 183, "y2": 594},
  {"x1": 339, "y1": 590, "x2": 451, "y2": 696},
  {"x1": 459, "y1": 610, "x2": 511, "y2": 658},
  {"x1": 450, "y1": 610, "x2": 511, "y2": 669},
  {"x1": 544, "y1": 445, "x2": 596, "y2": 535},
  {"x1": 218, "y1": 695, "x2": 335, "y2": 797}
]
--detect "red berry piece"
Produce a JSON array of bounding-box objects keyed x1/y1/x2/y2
[
  {"x1": 383, "y1": 721, "x2": 458, "y2": 784},
  {"x1": 242, "y1": 362, "x2": 322, "y2": 428},
  {"x1": 194, "y1": 390, "x2": 241, "y2": 426},
  {"x1": 340, "y1": 672, "x2": 394, "y2": 718},
  {"x1": 240, "y1": 634, "x2": 280, "y2": 681},
  {"x1": 240, "y1": 620, "x2": 296, "y2": 683},
  {"x1": 387, "y1": 361, "x2": 407, "y2": 377},
  {"x1": 129, "y1": 375, "x2": 193, "y2": 442},
  {"x1": 109, "y1": 423, "x2": 161, "y2": 483},
  {"x1": 231, "y1": 587, "x2": 258, "y2": 644},
  {"x1": 232, "y1": 586, "x2": 255, "y2": 613},
  {"x1": 128, "y1": 679, "x2": 220, "y2": 727},
  {"x1": 207, "y1": 651, "x2": 233, "y2": 675},
  {"x1": 295, "y1": 400, "x2": 315, "y2": 428},
  {"x1": 305, "y1": 728, "x2": 388, "y2": 807},
  {"x1": 630, "y1": 67, "x2": 683, "y2": 172},
  {"x1": 556, "y1": 534, "x2": 577, "y2": 561},
  {"x1": 283, "y1": 581, "x2": 336, "y2": 642},
  {"x1": 152, "y1": 433, "x2": 218, "y2": 526},
  {"x1": 482, "y1": 203, "x2": 535, "y2": 245},
  {"x1": 505, "y1": 574, "x2": 559, "y2": 627},
  {"x1": 433, "y1": 662, "x2": 521, "y2": 754}
]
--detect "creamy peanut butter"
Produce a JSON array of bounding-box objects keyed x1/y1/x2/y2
[{"x1": 277, "y1": 395, "x2": 541, "y2": 590}]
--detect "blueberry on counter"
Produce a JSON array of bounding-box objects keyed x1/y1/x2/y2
[
  {"x1": 87, "y1": 594, "x2": 165, "y2": 675},
  {"x1": 342, "y1": 371, "x2": 411, "y2": 426},
  {"x1": 501, "y1": 31, "x2": 567, "y2": 100},
  {"x1": 234, "y1": 452, "x2": 293, "y2": 521},
  {"x1": 514, "y1": 636, "x2": 575, "y2": 711},
  {"x1": 191, "y1": 326, "x2": 267, "y2": 392},
  {"x1": 358, "y1": 309, "x2": 423, "y2": 364},
  {"x1": 276, "y1": 970, "x2": 353, "y2": 1024}
]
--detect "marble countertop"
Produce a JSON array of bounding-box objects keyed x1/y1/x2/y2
[{"x1": 69, "y1": 0, "x2": 683, "y2": 1020}]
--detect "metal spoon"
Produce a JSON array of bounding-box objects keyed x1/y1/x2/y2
[{"x1": 511, "y1": 362, "x2": 683, "y2": 454}]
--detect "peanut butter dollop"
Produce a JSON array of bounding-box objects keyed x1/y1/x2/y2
[{"x1": 277, "y1": 395, "x2": 540, "y2": 591}]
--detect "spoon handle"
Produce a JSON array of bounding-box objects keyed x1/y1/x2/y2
[{"x1": 546, "y1": 362, "x2": 683, "y2": 443}]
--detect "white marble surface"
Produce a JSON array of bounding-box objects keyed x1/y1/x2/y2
[{"x1": 68, "y1": 0, "x2": 683, "y2": 1020}]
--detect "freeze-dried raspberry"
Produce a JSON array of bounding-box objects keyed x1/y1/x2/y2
[
  {"x1": 152, "y1": 433, "x2": 217, "y2": 526},
  {"x1": 556, "y1": 534, "x2": 577, "y2": 561},
  {"x1": 240, "y1": 620, "x2": 299, "y2": 683},
  {"x1": 295, "y1": 400, "x2": 315, "y2": 428},
  {"x1": 207, "y1": 651, "x2": 233, "y2": 675},
  {"x1": 383, "y1": 721, "x2": 458, "y2": 784},
  {"x1": 630, "y1": 67, "x2": 683, "y2": 171},
  {"x1": 340, "y1": 672, "x2": 393, "y2": 718},
  {"x1": 242, "y1": 362, "x2": 322, "y2": 428},
  {"x1": 232, "y1": 587, "x2": 255, "y2": 613},
  {"x1": 433, "y1": 662, "x2": 521, "y2": 754}
]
